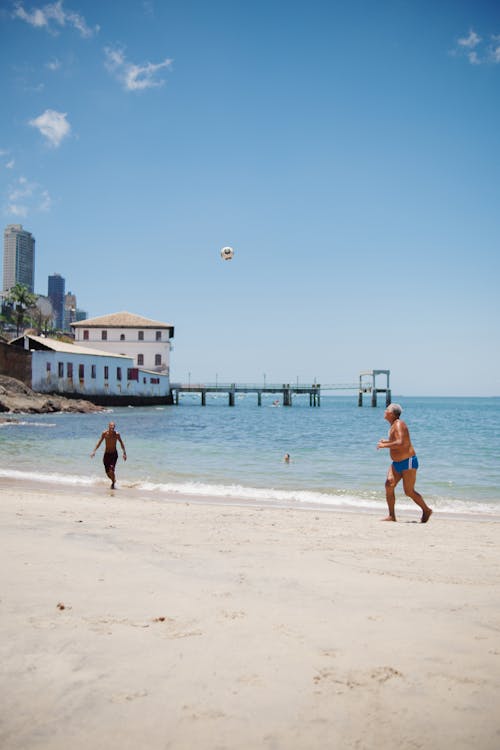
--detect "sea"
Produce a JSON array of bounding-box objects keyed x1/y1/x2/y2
[{"x1": 1, "y1": 394, "x2": 499, "y2": 518}]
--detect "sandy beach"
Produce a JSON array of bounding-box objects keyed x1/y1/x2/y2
[{"x1": 1, "y1": 482, "x2": 499, "y2": 750}]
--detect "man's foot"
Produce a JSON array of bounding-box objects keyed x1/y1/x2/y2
[
  {"x1": 381, "y1": 516, "x2": 396, "y2": 522},
  {"x1": 111, "y1": 481, "x2": 115, "y2": 490},
  {"x1": 421, "y1": 508, "x2": 432, "y2": 523}
]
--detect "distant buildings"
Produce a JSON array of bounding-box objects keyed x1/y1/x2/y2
[
  {"x1": 48, "y1": 273, "x2": 65, "y2": 330},
  {"x1": 3, "y1": 224, "x2": 35, "y2": 293}
]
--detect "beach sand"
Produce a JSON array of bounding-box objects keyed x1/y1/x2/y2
[{"x1": 1, "y1": 482, "x2": 499, "y2": 750}]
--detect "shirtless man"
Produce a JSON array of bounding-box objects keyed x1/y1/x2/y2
[
  {"x1": 91, "y1": 422, "x2": 127, "y2": 489},
  {"x1": 377, "y1": 404, "x2": 432, "y2": 523}
]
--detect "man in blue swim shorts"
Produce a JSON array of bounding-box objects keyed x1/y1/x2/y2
[{"x1": 377, "y1": 404, "x2": 432, "y2": 523}]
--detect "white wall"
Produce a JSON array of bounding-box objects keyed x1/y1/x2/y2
[
  {"x1": 74, "y1": 326, "x2": 171, "y2": 373},
  {"x1": 32, "y1": 350, "x2": 170, "y2": 398}
]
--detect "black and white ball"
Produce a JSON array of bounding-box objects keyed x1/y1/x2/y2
[{"x1": 220, "y1": 246, "x2": 234, "y2": 261}]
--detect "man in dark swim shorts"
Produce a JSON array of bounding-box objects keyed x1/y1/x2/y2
[
  {"x1": 377, "y1": 404, "x2": 432, "y2": 523},
  {"x1": 91, "y1": 422, "x2": 127, "y2": 489}
]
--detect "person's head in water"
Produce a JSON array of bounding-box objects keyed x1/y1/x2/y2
[{"x1": 284, "y1": 453, "x2": 290, "y2": 462}]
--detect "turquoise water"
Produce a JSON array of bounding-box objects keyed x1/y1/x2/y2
[{"x1": 1, "y1": 395, "x2": 499, "y2": 517}]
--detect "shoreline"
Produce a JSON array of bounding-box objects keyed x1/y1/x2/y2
[
  {"x1": 1, "y1": 473, "x2": 499, "y2": 523},
  {"x1": 1, "y1": 482, "x2": 499, "y2": 749}
]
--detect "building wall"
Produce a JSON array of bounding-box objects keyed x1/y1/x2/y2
[
  {"x1": 3, "y1": 224, "x2": 35, "y2": 292},
  {"x1": 74, "y1": 326, "x2": 171, "y2": 373},
  {"x1": 0, "y1": 340, "x2": 32, "y2": 384},
  {"x1": 31, "y1": 350, "x2": 170, "y2": 399}
]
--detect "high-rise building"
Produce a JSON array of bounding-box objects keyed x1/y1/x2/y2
[
  {"x1": 64, "y1": 291, "x2": 77, "y2": 331},
  {"x1": 48, "y1": 273, "x2": 65, "y2": 330},
  {"x1": 3, "y1": 224, "x2": 36, "y2": 293}
]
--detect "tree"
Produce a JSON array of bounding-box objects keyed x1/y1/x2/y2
[{"x1": 5, "y1": 283, "x2": 38, "y2": 336}]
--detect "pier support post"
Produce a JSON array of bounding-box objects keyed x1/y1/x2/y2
[
  {"x1": 201, "y1": 390, "x2": 206, "y2": 406},
  {"x1": 371, "y1": 390, "x2": 377, "y2": 407},
  {"x1": 358, "y1": 390, "x2": 363, "y2": 407},
  {"x1": 386, "y1": 389, "x2": 391, "y2": 406},
  {"x1": 257, "y1": 391, "x2": 262, "y2": 406},
  {"x1": 229, "y1": 387, "x2": 235, "y2": 407},
  {"x1": 175, "y1": 390, "x2": 179, "y2": 405}
]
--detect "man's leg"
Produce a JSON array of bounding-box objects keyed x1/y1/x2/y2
[
  {"x1": 402, "y1": 470, "x2": 432, "y2": 523},
  {"x1": 383, "y1": 465, "x2": 401, "y2": 521}
]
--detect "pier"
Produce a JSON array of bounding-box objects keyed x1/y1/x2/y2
[
  {"x1": 358, "y1": 370, "x2": 391, "y2": 407},
  {"x1": 170, "y1": 382, "x2": 323, "y2": 407},
  {"x1": 171, "y1": 371, "x2": 390, "y2": 407}
]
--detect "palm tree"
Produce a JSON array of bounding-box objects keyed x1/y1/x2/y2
[{"x1": 5, "y1": 283, "x2": 38, "y2": 336}]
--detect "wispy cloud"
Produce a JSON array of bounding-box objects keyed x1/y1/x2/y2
[
  {"x1": 453, "y1": 28, "x2": 500, "y2": 65},
  {"x1": 4, "y1": 175, "x2": 53, "y2": 217},
  {"x1": 29, "y1": 108, "x2": 71, "y2": 147},
  {"x1": 46, "y1": 57, "x2": 61, "y2": 71},
  {"x1": 12, "y1": 0, "x2": 99, "y2": 38},
  {"x1": 104, "y1": 46, "x2": 173, "y2": 91},
  {"x1": 0, "y1": 149, "x2": 15, "y2": 170}
]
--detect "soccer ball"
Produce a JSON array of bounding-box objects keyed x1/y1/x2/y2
[{"x1": 220, "y1": 246, "x2": 234, "y2": 261}]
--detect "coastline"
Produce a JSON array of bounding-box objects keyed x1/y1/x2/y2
[{"x1": 1, "y1": 482, "x2": 499, "y2": 749}]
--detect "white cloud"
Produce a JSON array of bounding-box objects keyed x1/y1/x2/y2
[
  {"x1": 29, "y1": 108, "x2": 71, "y2": 147},
  {"x1": 6, "y1": 159, "x2": 15, "y2": 169},
  {"x1": 454, "y1": 29, "x2": 500, "y2": 65},
  {"x1": 6, "y1": 203, "x2": 28, "y2": 217},
  {"x1": 458, "y1": 30, "x2": 481, "y2": 49},
  {"x1": 104, "y1": 46, "x2": 173, "y2": 91},
  {"x1": 46, "y1": 57, "x2": 61, "y2": 71},
  {"x1": 3, "y1": 176, "x2": 53, "y2": 217},
  {"x1": 13, "y1": 0, "x2": 99, "y2": 38}
]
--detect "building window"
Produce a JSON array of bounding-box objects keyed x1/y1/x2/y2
[
  {"x1": 67, "y1": 362, "x2": 73, "y2": 379},
  {"x1": 117, "y1": 367, "x2": 122, "y2": 381},
  {"x1": 91, "y1": 365, "x2": 96, "y2": 379},
  {"x1": 83, "y1": 330, "x2": 89, "y2": 340},
  {"x1": 58, "y1": 362, "x2": 64, "y2": 377},
  {"x1": 120, "y1": 334, "x2": 125, "y2": 341},
  {"x1": 127, "y1": 368, "x2": 139, "y2": 381},
  {"x1": 155, "y1": 354, "x2": 162, "y2": 366},
  {"x1": 46, "y1": 362, "x2": 51, "y2": 372},
  {"x1": 138, "y1": 331, "x2": 144, "y2": 341},
  {"x1": 101, "y1": 330, "x2": 107, "y2": 340},
  {"x1": 150, "y1": 377, "x2": 160, "y2": 384},
  {"x1": 78, "y1": 364, "x2": 85, "y2": 380},
  {"x1": 137, "y1": 354, "x2": 144, "y2": 366},
  {"x1": 104, "y1": 366, "x2": 109, "y2": 380},
  {"x1": 156, "y1": 331, "x2": 162, "y2": 341}
]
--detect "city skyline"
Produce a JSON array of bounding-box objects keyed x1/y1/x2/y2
[{"x1": 1, "y1": 1, "x2": 499, "y2": 395}]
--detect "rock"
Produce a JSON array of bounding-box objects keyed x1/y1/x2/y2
[{"x1": 0, "y1": 374, "x2": 105, "y2": 414}]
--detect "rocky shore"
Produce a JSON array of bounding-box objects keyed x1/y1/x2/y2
[{"x1": 0, "y1": 375, "x2": 104, "y2": 415}]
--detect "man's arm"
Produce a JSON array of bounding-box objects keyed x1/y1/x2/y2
[
  {"x1": 117, "y1": 433, "x2": 127, "y2": 461},
  {"x1": 377, "y1": 421, "x2": 404, "y2": 450},
  {"x1": 91, "y1": 432, "x2": 105, "y2": 458}
]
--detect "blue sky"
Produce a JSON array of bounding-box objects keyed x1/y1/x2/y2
[{"x1": 1, "y1": 0, "x2": 499, "y2": 396}]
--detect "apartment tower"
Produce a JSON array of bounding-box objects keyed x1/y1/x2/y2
[{"x1": 3, "y1": 224, "x2": 36, "y2": 293}]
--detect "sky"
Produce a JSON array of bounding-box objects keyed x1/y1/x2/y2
[{"x1": 1, "y1": 0, "x2": 499, "y2": 396}]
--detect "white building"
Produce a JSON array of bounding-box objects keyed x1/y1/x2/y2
[
  {"x1": 12, "y1": 334, "x2": 171, "y2": 404},
  {"x1": 72, "y1": 311, "x2": 174, "y2": 375}
]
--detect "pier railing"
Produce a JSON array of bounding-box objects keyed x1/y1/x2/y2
[{"x1": 170, "y1": 371, "x2": 391, "y2": 408}]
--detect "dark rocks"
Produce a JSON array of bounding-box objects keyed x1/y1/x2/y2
[{"x1": 0, "y1": 375, "x2": 105, "y2": 415}]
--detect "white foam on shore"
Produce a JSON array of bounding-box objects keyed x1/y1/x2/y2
[{"x1": 0, "y1": 467, "x2": 498, "y2": 518}]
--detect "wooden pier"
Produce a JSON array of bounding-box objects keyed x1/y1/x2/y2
[
  {"x1": 170, "y1": 382, "x2": 323, "y2": 407},
  {"x1": 170, "y1": 371, "x2": 390, "y2": 407}
]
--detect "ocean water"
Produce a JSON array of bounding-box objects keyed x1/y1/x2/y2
[{"x1": 1, "y1": 395, "x2": 499, "y2": 517}]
